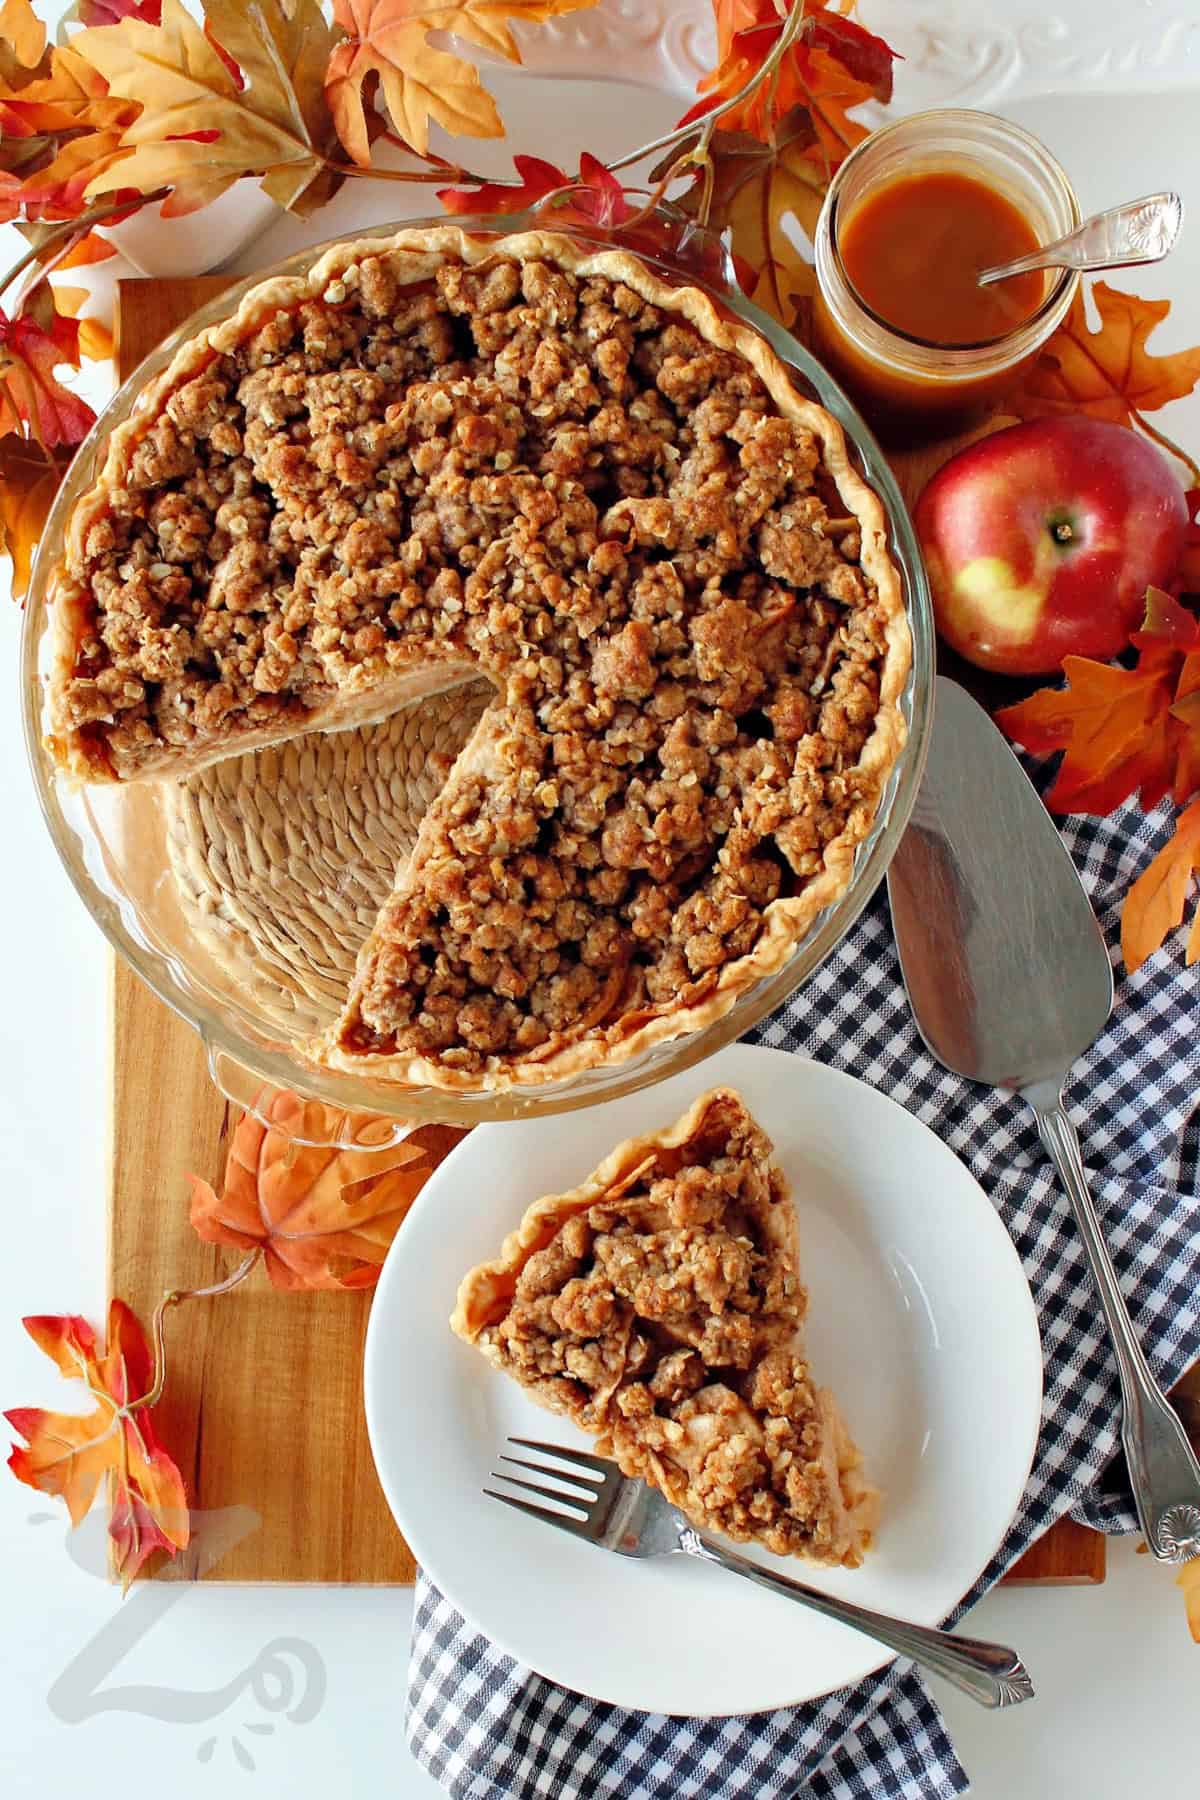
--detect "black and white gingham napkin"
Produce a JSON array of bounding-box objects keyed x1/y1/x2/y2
[{"x1": 406, "y1": 785, "x2": 1200, "y2": 1800}]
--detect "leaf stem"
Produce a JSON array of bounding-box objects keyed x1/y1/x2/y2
[
  {"x1": 0, "y1": 192, "x2": 166, "y2": 310},
  {"x1": 320, "y1": 158, "x2": 492, "y2": 187},
  {"x1": 606, "y1": 0, "x2": 810, "y2": 177},
  {"x1": 128, "y1": 1249, "x2": 262, "y2": 1415},
  {"x1": 1132, "y1": 407, "x2": 1200, "y2": 486}
]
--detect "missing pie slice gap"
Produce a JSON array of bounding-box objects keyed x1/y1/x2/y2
[{"x1": 452, "y1": 1086, "x2": 879, "y2": 1567}]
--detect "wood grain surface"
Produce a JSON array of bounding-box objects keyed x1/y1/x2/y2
[
  {"x1": 109, "y1": 273, "x2": 1103, "y2": 1586},
  {"x1": 110, "y1": 276, "x2": 415, "y2": 1584}
]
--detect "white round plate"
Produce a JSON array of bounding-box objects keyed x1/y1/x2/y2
[{"x1": 365, "y1": 1043, "x2": 1042, "y2": 1716}]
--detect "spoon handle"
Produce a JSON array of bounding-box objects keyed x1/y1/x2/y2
[
  {"x1": 1025, "y1": 1084, "x2": 1200, "y2": 1562},
  {"x1": 978, "y1": 191, "x2": 1183, "y2": 286}
]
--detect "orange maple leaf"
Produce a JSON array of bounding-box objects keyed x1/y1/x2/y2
[
  {"x1": 680, "y1": 0, "x2": 894, "y2": 149},
  {"x1": 1133, "y1": 583, "x2": 1200, "y2": 654},
  {"x1": 1121, "y1": 795, "x2": 1200, "y2": 973},
  {"x1": 996, "y1": 646, "x2": 1180, "y2": 815},
  {"x1": 0, "y1": 436, "x2": 70, "y2": 600},
  {"x1": 1011, "y1": 282, "x2": 1200, "y2": 478},
  {"x1": 56, "y1": 228, "x2": 119, "y2": 270},
  {"x1": 0, "y1": 43, "x2": 135, "y2": 138},
  {"x1": 0, "y1": 43, "x2": 140, "y2": 220},
  {"x1": 188, "y1": 1089, "x2": 465, "y2": 1291},
  {"x1": 325, "y1": 0, "x2": 596, "y2": 165},
  {"x1": 0, "y1": 0, "x2": 45, "y2": 72},
  {"x1": 1180, "y1": 1556, "x2": 1200, "y2": 1644},
  {"x1": 0, "y1": 306, "x2": 96, "y2": 446},
  {"x1": 5, "y1": 1300, "x2": 189, "y2": 1588},
  {"x1": 48, "y1": 281, "x2": 115, "y2": 361}
]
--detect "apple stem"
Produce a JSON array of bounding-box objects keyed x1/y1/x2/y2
[{"x1": 1052, "y1": 522, "x2": 1074, "y2": 544}]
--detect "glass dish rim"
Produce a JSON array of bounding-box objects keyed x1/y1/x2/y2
[{"x1": 22, "y1": 211, "x2": 935, "y2": 1135}]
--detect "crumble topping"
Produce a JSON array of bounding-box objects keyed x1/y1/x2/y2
[
  {"x1": 456, "y1": 1089, "x2": 876, "y2": 1564},
  {"x1": 57, "y1": 241, "x2": 900, "y2": 1078}
]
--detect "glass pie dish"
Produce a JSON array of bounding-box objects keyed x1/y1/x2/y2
[{"x1": 22, "y1": 214, "x2": 934, "y2": 1138}]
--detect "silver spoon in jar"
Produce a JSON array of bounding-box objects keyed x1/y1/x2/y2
[{"x1": 978, "y1": 190, "x2": 1183, "y2": 287}]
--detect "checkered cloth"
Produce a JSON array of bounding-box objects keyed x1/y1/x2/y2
[{"x1": 407, "y1": 786, "x2": 1200, "y2": 1800}]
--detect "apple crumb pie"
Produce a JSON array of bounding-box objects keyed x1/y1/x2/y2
[
  {"x1": 452, "y1": 1087, "x2": 879, "y2": 1566},
  {"x1": 46, "y1": 227, "x2": 909, "y2": 1090}
]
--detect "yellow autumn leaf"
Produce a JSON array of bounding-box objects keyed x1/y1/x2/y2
[
  {"x1": 52, "y1": 283, "x2": 114, "y2": 361},
  {"x1": 325, "y1": 0, "x2": 598, "y2": 165},
  {"x1": 0, "y1": 0, "x2": 44, "y2": 71},
  {"x1": 202, "y1": 0, "x2": 341, "y2": 212},
  {"x1": 0, "y1": 436, "x2": 70, "y2": 601},
  {"x1": 73, "y1": 0, "x2": 329, "y2": 216}
]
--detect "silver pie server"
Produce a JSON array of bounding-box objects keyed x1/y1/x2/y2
[
  {"x1": 978, "y1": 190, "x2": 1182, "y2": 287},
  {"x1": 887, "y1": 676, "x2": 1200, "y2": 1564}
]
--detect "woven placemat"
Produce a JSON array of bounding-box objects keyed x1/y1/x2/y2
[{"x1": 165, "y1": 680, "x2": 492, "y2": 1037}]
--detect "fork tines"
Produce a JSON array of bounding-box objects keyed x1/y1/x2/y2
[{"x1": 485, "y1": 1437, "x2": 620, "y2": 1541}]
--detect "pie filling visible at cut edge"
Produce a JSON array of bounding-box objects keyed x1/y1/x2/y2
[
  {"x1": 452, "y1": 1087, "x2": 880, "y2": 1567},
  {"x1": 46, "y1": 226, "x2": 911, "y2": 1091}
]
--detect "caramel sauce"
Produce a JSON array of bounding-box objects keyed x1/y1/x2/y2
[{"x1": 838, "y1": 170, "x2": 1044, "y2": 345}]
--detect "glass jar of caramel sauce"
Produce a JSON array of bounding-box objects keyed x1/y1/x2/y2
[{"x1": 813, "y1": 110, "x2": 1082, "y2": 442}]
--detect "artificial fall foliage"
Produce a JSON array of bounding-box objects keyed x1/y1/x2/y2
[
  {"x1": 998, "y1": 590, "x2": 1200, "y2": 968},
  {"x1": 325, "y1": 0, "x2": 595, "y2": 163},
  {"x1": 440, "y1": 151, "x2": 633, "y2": 229},
  {"x1": 5, "y1": 1300, "x2": 189, "y2": 1587},
  {"x1": 188, "y1": 1089, "x2": 465, "y2": 1291},
  {"x1": 4, "y1": 0, "x2": 1200, "y2": 1610},
  {"x1": 0, "y1": 431, "x2": 69, "y2": 596},
  {"x1": 1008, "y1": 282, "x2": 1200, "y2": 482}
]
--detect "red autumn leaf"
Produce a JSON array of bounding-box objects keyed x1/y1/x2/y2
[
  {"x1": 5, "y1": 1300, "x2": 188, "y2": 1588},
  {"x1": 439, "y1": 150, "x2": 631, "y2": 230},
  {"x1": 807, "y1": 8, "x2": 895, "y2": 101},
  {"x1": 188, "y1": 1088, "x2": 466, "y2": 1291},
  {"x1": 75, "y1": 0, "x2": 162, "y2": 21},
  {"x1": 0, "y1": 306, "x2": 96, "y2": 446},
  {"x1": 569, "y1": 150, "x2": 631, "y2": 227},
  {"x1": 438, "y1": 151, "x2": 568, "y2": 216},
  {"x1": 1121, "y1": 795, "x2": 1200, "y2": 972},
  {"x1": 996, "y1": 642, "x2": 1183, "y2": 815}
]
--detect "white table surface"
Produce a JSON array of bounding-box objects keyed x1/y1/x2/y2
[{"x1": 3, "y1": 2, "x2": 1200, "y2": 1791}]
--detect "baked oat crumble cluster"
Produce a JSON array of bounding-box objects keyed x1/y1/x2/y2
[
  {"x1": 453, "y1": 1088, "x2": 878, "y2": 1565},
  {"x1": 50, "y1": 231, "x2": 907, "y2": 1086}
]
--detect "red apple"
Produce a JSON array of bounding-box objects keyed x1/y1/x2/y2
[{"x1": 915, "y1": 416, "x2": 1188, "y2": 676}]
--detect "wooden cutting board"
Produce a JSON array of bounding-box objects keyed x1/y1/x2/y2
[{"x1": 109, "y1": 274, "x2": 1102, "y2": 1585}]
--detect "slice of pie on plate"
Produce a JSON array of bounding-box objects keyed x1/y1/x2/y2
[{"x1": 452, "y1": 1086, "x2": 879, "y2": 1567}]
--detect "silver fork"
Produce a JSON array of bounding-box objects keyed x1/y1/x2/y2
[{"x1": 487, "y1": 1438, "x2": 1035, "y2": 1709}]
